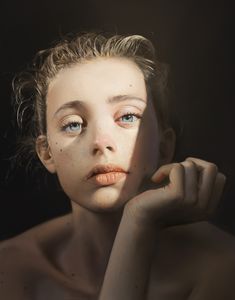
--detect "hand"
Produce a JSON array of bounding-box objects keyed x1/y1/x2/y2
[{"x1": 124, "y1": 157, "x2": 226, "y2": 228}]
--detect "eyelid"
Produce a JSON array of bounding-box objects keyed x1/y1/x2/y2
[
  {"x1": 115, "y1": 106, "x2": 143, "y2": 118},
  {"x1": 59, "y1": 114, "x2": 83, "y2": 125},
  {"x1": 116, "y1": 104, "x2": 144, "y2": 112},
  {"x1": 125, "y1": 112, "x2": 141, "y2": 117},
  {"x1": 58, "y1": 114, "x2": 85, "y2": 135}
]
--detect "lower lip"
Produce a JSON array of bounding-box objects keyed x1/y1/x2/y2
[{"x1": 89, "y1": 172, "x2": 127, "y2": 186}]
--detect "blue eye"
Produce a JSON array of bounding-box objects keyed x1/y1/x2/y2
[
  {"x1": 62, "y1": 122, "x2": 82, "y2": 133},
  {"x1": 120, "y1": 113, "x2": 141, "y2": 123}
]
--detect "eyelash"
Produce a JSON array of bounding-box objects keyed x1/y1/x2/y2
[
  {"x1": 119, "y1": 112, "x2": 142, "y2": 123},
  {"x1": 60, "y1": 112, "x2": 142, "y2": 134},
  {"x1": 61, "y1": 121, "x2": 83, "y2": 133}
]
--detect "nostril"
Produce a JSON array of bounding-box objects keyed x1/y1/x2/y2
[
  {"x1": 92, "y1": 135, "x2": 117, "y2": 155},
  {"x1": 92, "y1": 145, "x2": 114, "y2": 155}
]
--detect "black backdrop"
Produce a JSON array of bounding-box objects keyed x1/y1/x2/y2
[{"x1": 0, "y1": 0, "x2": 234, "y2": 239}]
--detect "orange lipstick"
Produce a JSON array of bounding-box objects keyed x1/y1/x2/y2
[
  {"x1": 90, "y1": 171, "x2": 127, "y2": 186},
  {"x1": 86, "y1": 163, "x2": 129, "y2": 186}
]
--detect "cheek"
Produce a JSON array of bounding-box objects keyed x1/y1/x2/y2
[
  {"x1": 135, "y1": 120, "x2": 160, "y2": 170},
  {"x1": 49, "y1": 139, "x2": 77, "y2": 172}
]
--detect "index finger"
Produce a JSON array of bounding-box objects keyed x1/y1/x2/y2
[
  {"x1": 151, "y1": 163, "x2": 180, "y2": 183},
  {"x1": 151, "y1": 163, "x2": 185, "y2": 195}
]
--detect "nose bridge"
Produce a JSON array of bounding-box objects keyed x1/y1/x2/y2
[{"x1": 91, "y1": 117, "x2": 117, "y2": 155}]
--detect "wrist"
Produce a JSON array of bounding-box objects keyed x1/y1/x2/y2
[{"x1": 122, "y1": 204, "x2": 164, "y2": 237}]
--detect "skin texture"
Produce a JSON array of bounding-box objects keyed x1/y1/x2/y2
[
  {"x1": 42, "y1": 57, "x2": 164, "y2": 211},
  {"x1": 0, "y1": 57, "x2": 235, "y2": 300}
]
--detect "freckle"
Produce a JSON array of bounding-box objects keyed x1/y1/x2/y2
[
  {"x1": 71, "y1": 273, "x2": 76, "y2": 277},
  {"x1": 129, "y1": 84, "x2": 133, "y2": 87},
  {"x1": 60, "y1": 149, "x2": 63, "y2": 152}
]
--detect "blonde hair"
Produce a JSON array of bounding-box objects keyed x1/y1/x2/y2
[{"x1": 12, "y1": 31, "x2": 170, "y2": 170}]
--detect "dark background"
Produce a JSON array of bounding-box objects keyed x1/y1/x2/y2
[{"x1": 0, "y1": 0, "x2": 234, "y2": 239}]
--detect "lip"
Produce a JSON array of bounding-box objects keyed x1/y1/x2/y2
[
  {"x1": 85, "y1": 163, "x2": 129, "y2": 180},
  {"x1": 89, "y1": 172, "x2": 128, "y2": 186}
]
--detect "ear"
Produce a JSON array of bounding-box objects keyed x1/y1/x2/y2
[
  {"x1": 35, "y1": 135, "x2": 56, "y2": 173},
  {"x1": 158, "y1": 127, "x2": 176, "y2": 167}
]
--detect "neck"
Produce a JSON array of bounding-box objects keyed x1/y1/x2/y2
[
  {"x1": 72, "y1": 201, "x2": 123, "y2": 253},
  {"x1": 60, "y1": 201, "x2": 123, "y2": 289}
]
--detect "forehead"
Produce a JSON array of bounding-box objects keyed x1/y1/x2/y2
[{"x1": 47, "y1": 57, "x2": 147, "y2": 110}]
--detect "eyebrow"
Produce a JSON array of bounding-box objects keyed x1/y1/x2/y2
[{"x1": 53, "y1": 95, "x2": 146, "y2": 118}]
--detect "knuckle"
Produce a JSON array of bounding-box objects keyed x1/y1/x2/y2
[
  {"x1": 184, "y1": 160, "x2": 195, "y2": 169},
  {"x1": 180, "y1": 161, "x2": 187, "y2": 168},
  {"x1": 218, "y1": 172, "x2": 227, "y2": 183},
  {"x1": 180, "y1": 160, "x2": 198, "y2": 173},
  {"x1": 207, "y1": 163, "x2": 218, "y2": 173},
  {"x1": 175, "y1": 163, "x2": 184, "y2": 171},
  {"x1": 186, "y1": 157, "x2": 194, "y2": 161}
]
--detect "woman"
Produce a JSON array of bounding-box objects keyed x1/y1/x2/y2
[{"x1": 0, "y1": 32, "x2": 235, "y2": 300}]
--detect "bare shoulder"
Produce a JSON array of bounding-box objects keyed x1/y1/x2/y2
[
  {"x1": 185, "y1": 222, "x2": 235, "y2": 299},
  {"x1": 0, "y1": 213, "x2": 73, "y2": 266},
  {"x1": 0, "y1": 214, "x2": 73, "y2": 299},
  {"x1": 0, "y1": 213, "x2": 73, "y2": 252},
  {"x1": 162, "y1": 221, "x2": 235, "y2": 274},
  {"x1": 147, "y1": 221, "x2": 235, "y2": 300}
]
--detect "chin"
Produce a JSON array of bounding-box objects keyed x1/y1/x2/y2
[
  {"x1": 75, "y1": 185, "x2": 135, "y2": 213},
  {"x1": 92, "y1": 187, "x2": 129, "y2": 212}
]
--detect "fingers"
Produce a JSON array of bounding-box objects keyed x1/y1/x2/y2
[
  {"x1": 151, "y1": 163, "x2": 184, "y2": 196},
  {"x1": 129, "y1": 157, "x2": 226, "y2": 228},
  {"x1": 151, "y1": 164, "x2": 174, "y2": 183},
  {"x1": 180, "y1": 160, "x2": 198, "y2": 205},
  {"x1": 207, "y1": 172, "x2": 227, "y2": 215},
  {"x1": 151, "y1": 157, "x2": 226, "y2": 217},
  {"x1": 186, "y1": 157, "x2": 218, "y2": 210}
]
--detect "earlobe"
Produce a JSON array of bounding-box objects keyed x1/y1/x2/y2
[
  {"x1": 35, "y1": 135, "x2": 56, "y2": 174},
  {"x1": 158, "y1": 127, "x2": 176, "y2": 166}
]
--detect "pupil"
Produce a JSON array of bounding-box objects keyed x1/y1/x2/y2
[
  {"x1": 70, "y1": 123, "x2": 79, "y2": 130},
  {"x1": 125, "y1": 115, "x2": 133, "y2": 121}
]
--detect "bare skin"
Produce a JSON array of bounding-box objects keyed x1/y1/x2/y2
[
  {"x1": 1, "y1": 205, "x2": 235, "y2": 300},
  {"x1": 1, "y1": 58, "x2": 235, "y2": 299}
]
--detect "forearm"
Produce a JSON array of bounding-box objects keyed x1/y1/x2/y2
[{"x1": 99, "y1": 211, "x2": 158, "y2": 300}]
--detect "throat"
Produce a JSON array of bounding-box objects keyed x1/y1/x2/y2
[{"x1": 57, "y1": 203, "x2": 122, "y2": 287}]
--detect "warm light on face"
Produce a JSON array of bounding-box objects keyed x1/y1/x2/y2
[{"x1": 44, "y1": 57, "x2": 160, "y2": 212}]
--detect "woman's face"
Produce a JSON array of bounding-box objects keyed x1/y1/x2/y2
[{"x1": 44, "y1": 57, "x2": 161, "y2": 212}]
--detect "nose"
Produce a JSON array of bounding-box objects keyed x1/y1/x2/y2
[{"x1": 92, "y1": 133, "x2": 117, "y2": 156}]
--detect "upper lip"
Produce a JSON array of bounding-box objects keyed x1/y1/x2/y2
[{"x1": 86, "y1": 164, "x2": 129, "y2": 179}]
